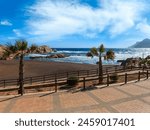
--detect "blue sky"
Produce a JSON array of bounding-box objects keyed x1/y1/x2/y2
[{"x1": 0, "y1": 0, "x2": 150, "y2": 48}]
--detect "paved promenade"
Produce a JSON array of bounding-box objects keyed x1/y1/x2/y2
[{"x1": 0, "y1": 79, "x2": 150, "y2": 113}]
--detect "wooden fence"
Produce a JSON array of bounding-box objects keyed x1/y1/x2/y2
[
  {"x1": 0, "y1": 65, "x2": 141, "y2": 88},
  {"x1": 0, "y1": 66, "x2": 149, "y2": 94}
]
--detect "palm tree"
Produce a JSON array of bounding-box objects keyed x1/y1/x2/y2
[
  {"x1": 87, "y1": 44, "x2": 115, "y2": 83},
  {"x1": 29, "y1": 44, "x2": 38, "y2": 53},
  {"x1": 3, "y1": 40, "x2": 36, "y2": 95}
]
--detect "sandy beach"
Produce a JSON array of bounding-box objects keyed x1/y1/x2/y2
[{"x1": 0, "y1": 60, "x2": 100, "y2": 80}]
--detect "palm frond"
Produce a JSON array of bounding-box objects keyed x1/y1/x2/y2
[
  {"x1": 90, "y1": 47, "x2": 98, "y2": 56},
  {"x1": 98, "y1": 44, "x2": 105, "y2": 53},
  {"x1": 15, "y1": 40, "x2": 28, "y2": 51},
  {"x1": 5, "y1": 43, "x2": 17, "y2": 53},
  {"x1": 106, "y1": 49, "x2": 115, "y2": 60}
]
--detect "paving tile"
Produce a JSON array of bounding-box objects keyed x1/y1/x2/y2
[
  {"x1": 0, "y1": 79, "x2": 150, "y2": 113},
  {"x1": 90, "y1": 88, "x2": 128, "y2": 102},
  {"x1": 135, "y1": 80, "x2": 150, "y2": 89},
  {"x1": 77, "y1": 107, "x2": 110, "y2": 113},
  {"x1": 117, "y1": 84, "x2": 149, "y2": 96},
  {"x1": 59, "y1": 92, "x2": 98, "y2": 109},
  {"x1": 10, "y1": 95, "x2": 53, "y2": 112},
  {"x1": 142, "y1": 96, "x2": 150, "y2": 104},
  {"x1": 0, "y1": 100, "x2": 11, "y2": 112},
  {"x1": 112, "y1": 100, "x2": 150, "y2": 113}
]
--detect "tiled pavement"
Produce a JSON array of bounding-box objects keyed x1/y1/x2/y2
[{"x1": 0, "y1": 79, "x2": 150, "y2": 113}]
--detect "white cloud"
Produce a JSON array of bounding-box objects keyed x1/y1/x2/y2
[
  {"x1": 136, "y1": 19, "x2": 150, "y2": 37},
  {"x1": 0, "y1": 20, "x2": 12, "y2": 26},
  {"x1": 25, "y1": 0, "x2": 148, "y2": 41},
  {"x1": 13, "y1": 29, "x2": 22, "y2": 37}
]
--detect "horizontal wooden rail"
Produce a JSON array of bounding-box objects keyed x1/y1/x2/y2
[
  {"x1": 0, "y1": 66, "x2": 147, "y2": 89},
  {"x1": 0, "y1": 69, "x2": 149, "y2": 94}
]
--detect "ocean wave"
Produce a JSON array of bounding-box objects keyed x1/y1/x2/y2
[
  {"x1": 26, "y1": 48, "x2": 150, "y2": 65},
  {"x1": 27, "y1": 54, "x2": 48, "y2": 57}
]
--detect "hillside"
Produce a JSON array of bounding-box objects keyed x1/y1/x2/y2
[{"x1": 130, "y1": 38, "x2": 150, "y2": 48}]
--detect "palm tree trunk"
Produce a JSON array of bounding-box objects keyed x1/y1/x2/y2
[
  {"x1": 99, "y1": 54, "x2": 103, "y2": 84},
  {"x1": 18, "y1": 54, "x2": 24, "y2": 95}
]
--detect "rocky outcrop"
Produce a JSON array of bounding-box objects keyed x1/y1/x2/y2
[
  {"x1": 37, "y1": 45, "x2": 53, "y2": 53},
  {"x1": 0, "y1": 46, "x2": 5, "y2": 59},
  {"x1": 30, "y1": 45, "x2": 53, "y2": 54},
  {"x1": 146, "y1": 55, "x2": 150, "y2": 60},
  {"x1": 86, "y1": 52, "x2": 93, "y2": 57},
  {"x1": 0, "y1": 45, "x2": 55, "y2": 60},
  {"x1": 46, "y1": 54, "x2": 66, "y2": 58},
  {"x1": 120, "y1": 57, "x2": 142, "y2": 67}
]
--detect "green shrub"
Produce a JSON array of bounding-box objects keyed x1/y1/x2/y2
[
  {"x1": 110, "y1": 73, "x2": 118, "y2": 83},
  {"x1": 67, "y1": 77, "x2": 79, "y2": 86}
]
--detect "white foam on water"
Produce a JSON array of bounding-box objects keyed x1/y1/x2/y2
[{"x1": 26, "y1": 48, "x2": 150, "y2": 65}]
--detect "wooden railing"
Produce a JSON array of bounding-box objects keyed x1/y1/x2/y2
[
  {"x1": 0, "y1": 65, "x2": 127, "y2": 88},
  {"x1": 0, "y1": 65, "x2": 146, "y2": 88},
  {"x1": 0, "y1": 66, "x2": 149, "y2": 94}
]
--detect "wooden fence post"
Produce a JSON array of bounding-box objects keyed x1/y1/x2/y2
[
  {"x1": 66, "y1": 72, "x2": 69, "y2": 78},
  {"x1": 138, "y1": 71, "x2": 140, "y2": 81},
  {"x1": 43, "y1": 75, "x2": 45, "y2": 83},
  {"x1": 107, "y1": 74, "x2": 109, "y2": 86},
  {"x1": 4, "y1": 80, "x2": 5, "y2": 88},
  {"x1": 55, "y1": 74, "x2": 57, "y2": 92},
  {"x1": 78, "y1": 71, "x2": 80, "y2": 78},
  {"x1": 106, "y1": 68, "x2": 108, "y2": 74},
  {"x1": 115, "y1": 66, "x2": 117, "y2": 72},
  {"x1": 83, "y1": 77, "x2": 86, "y2": 90},
  {"x1": 30, "y1": 77, "x2": 32, "y2": 85},
  {"x1": 87, "y1": 70, "x2": 89, "y2": 76},
  {"x1": 147, "y1": 70, "x2": 149, "y2": 79},
  {"x1": 142, "y1": 66, "x2": 144, "y2": 72},
  {"x1": 99, "y1": 75, "x2": 100, "y2": 84},
  {"x1": 97, "y1": 68, "x2": 99, "y2": 75},
  {"x1": 125, "y1": 73, "x2": 127, "y2": 84}
]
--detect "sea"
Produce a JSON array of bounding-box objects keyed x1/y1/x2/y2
[{"x1": 26, "y1": 48, "x2": 150, "y2": 65}]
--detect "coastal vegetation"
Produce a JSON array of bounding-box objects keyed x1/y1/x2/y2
[
  {"x1": 67, "y1": 76, "x2": 79, "y2": 86},
  {"x1": 109, "y1": 73, "x2": 119, "y2": 83},
  {"x1": 87, "y1": 44, "x2": 115, "y2": 83},
  {"x1": 3, "y1": 40, "x2": 36, "y2": 95}
]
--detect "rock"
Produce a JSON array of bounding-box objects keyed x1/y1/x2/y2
[
  {"x1": 0, "y1": 46, "x2": 5, "y2": 59},
  {"x1": 86, "y1": 52, "x2": 93, "y2": 57},
  {"x1": 37, "y1": 45, "x2": 53, "y2": 53},
  {"x1": 57, "y1": 54, "x2": 65, "y2": 58},
  {"x1": 48, "y1": 54, "x2": 58, "y2": 58},
  {"x1": 146, "y1": 55, "x2": 150, "y2": 60},
  {"x1": 96, "y1": 61, "x2": 99, "y2": 64},
  {"x1": 52, "y1": 49, "x2": 57, "y2": 52},
  {"x1": 29, "y1": 56, "x2": 45, "y2": 59},
  {"x1": 117, "y1": 60, "x2": 125, "y2": 63},
  {"x1": 121, "y1": 57, "x2": 142, "y2": 67},
  {"x1": 29, "y1": 45, "x2": 53, "y2": 54},
  {"x1": 46, "y1": 54, "x2": 66, "y2": 58},
  {"x1": 6, "y1": 54, "x2": 16, "y2": 60},
  {"x1": 0, "y1": 45, "x2": 7, "y2": 60}
]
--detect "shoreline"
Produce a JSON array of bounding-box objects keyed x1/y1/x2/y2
[{"x1": 0, "y1": 60, "x2": 117, "y2": 80}]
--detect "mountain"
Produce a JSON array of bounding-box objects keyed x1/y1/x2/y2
[{"x1": 130, "y1": 38, "x2": 150, "y2": 48}]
